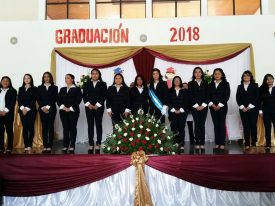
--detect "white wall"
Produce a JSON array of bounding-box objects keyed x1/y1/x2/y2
[
  {"x1": 269, "y1": 0, "x2": 275, "y2": 14},
  {"x1": 0, "y1": 15, "x2": 275, "y2": 88},
  {"x1": 0, "y1": 0, "x2": 39, "y2": 21}
]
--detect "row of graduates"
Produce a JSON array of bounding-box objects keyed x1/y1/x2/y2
[{"x1": 0, "y1": 67, "x2": 274, "y2": 154}]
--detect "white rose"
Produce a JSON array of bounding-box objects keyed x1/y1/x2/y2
[
  {"x1": 118, "y1": 128, "x2": 122, "y2": 132},
  {"x1": 123, "y1": 133, "x2": 127, "y2": 137},
  {"x1": 156, "y1": 124, "x2": 159, "y2": 128},
  {"x1": 107, "y1": 147, "x2": 111, "y2": 151},
  {"x1": 148, "y1": 119, "x2": 151, "y2": 123},
  {"x1": 116, "y1": 147, "x2": 120, "y2": 151},
  {"x1": 132, "y1": 120, "x2": 135, "y2": 123},
  {"x1": 129, "y1": 138, "x2": 133, "y2": 141},
  {"x1": 139, "y1": 125, "x2": 144, "y2": 129},
  {"x1": 167, "y1": 136, "x2": 171, "y2": 140},
  {"x1": 154, "y1": 133, "x2": 157, "y2": 137},
  {"x1": 112, "y1": 134, "x2": 116, "y2": 137},
  {"x1": 137, "y1": 134, "x2": 141, "y2": 138},
  {"x1": 118, "y1": 141, "x2": 121, "y2": 144},
  {"x1": 157, "y1": 139, "x2": 161, "y2": 144},
  {"x1": 162, "y1": 130, "x2": 166, "y2": 134},
  {"x1": 131, "y1": 128, "x2": 136, "y2": 131},
  {"x1": 146, "y1": 128, "x2": 151, "y2": 132},
  {"x1": 172, "y1": 152, "x2": 175, "y2": 155},
  {"x1": 160, "y1": 147, "x2": 163, "y2": 151},
  {"x1": 145, "y1": 136, "x2": 150, "y2": 141},
  {"x1": 138, "y1": 109, "x2": 144, "y2": 114},
  {"x1": 135, "y1": 117, "x2": 139, "y2": 121}
]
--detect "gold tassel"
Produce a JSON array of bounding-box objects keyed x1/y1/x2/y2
[{"x1": 130, "y1": 150, "x2": 153, "y2": 206}]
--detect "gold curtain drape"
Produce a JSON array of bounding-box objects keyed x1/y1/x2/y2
[
  {"x1": 130, "y1": 151, "x2": 153, "y2": 206},
  {"x1": 4, "y1": 102, "x2": 43, "y2": 149},
  {"x1": 51, "y1": 43, "x2": 255, "y2": 80}
]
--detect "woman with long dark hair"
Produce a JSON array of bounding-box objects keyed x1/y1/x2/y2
[
  {"x1": 208, "y1": 68, "x2": 230, "y2": 153},
  {"x1": 0, "y1": 76, "x2": 17, "y2": 154},
  {"x1": 83, "y1": 69, "x2": 107, "y2": 154},
  {"x1": 18, "y1": 74, "x2": 37, "y2": 153},
  {"x1": 236, "y1": 70, "x2": 259, "y2": 150},
  {"x1": 57, "y1": 74, "x2": 82, "y2": 154},
  {"x1": 259, "y1": 74, "x2": 275, "y2": 151},
  {"x1": 106, "y1": 73, "x2": 130, "y2": 126},
  {"x1": 188, "y1": 67, "x2": 209, "y2": 154},
  {"x1": 148, "y1": 68, "x2": 168, "y2": 123},
  {"x1": 129, "y1": 75, "x2": 149, "y2": 114},
  {"x1": 168, "y1": 76, "x2": 189, "y2": 153},
  {"x1": 37, "y1": 72, "x2": 58, "y2": 153}
]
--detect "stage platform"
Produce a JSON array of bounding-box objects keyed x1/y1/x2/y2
[{"x1": 6, "y1": 140, "x2": 274, "y2": 155}]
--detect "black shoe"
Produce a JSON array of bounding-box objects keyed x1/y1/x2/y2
[
  {"x1": 218, "y1": 148, "x2": 225, "y2": 154},
  {"x1": 88, "y1": 149, "x2": 94, "y2": 154},
  {"x1": 62, "y1": 149, "x2": 67, "y2": 154},
  {"x1": 265, "y1": 147, "x2": 271, "y2": 153},
  {"x1": 213, "y1": 148, "x2": 218, "y2": 154},
  {"x1": 95, "y1": 149, "x2": 100, "y2": 154},
  {"x1": 179, "y1": 148, "x2": 185, "y2": 154},
  {"x1": 5, "y1": 150, "x2": 12, "y2": 154},
  {"x1": 68, "y1": 149, "x2": 75, "y2": 154},
  {"x1": 200, "y1": 148, "x2": 205, "y2": 154},
  {"x1": 195, "y1": 148, "x2": 200, "y2": 154}
]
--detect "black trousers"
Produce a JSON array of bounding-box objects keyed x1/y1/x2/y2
[
  {"x1": 187, "y1": 120, "x2": 195, "y2": 143},
  {"x1": 20, "y1": 110, "x2": 37, "y2": 148},
  {"x1": 111, "y1": 109, "x2": 125, "y2": 127},
  {"x1": 39, "y1": 109, "x2": 56, "y2": 148},
  {"x1": 60, "y1": 111, "x2": 79, "y2": 148},
  {"x1": 191, "y1": 107, "x2": 208, "y2": 145},
  {"x1": 239, "y1": 109, "x2": 258, "y2": 147},
  {"x1": 210, "y1": 107, "x2": 228, "y2": 146},
  {"x1": 85, "y1": 108, "x2": 104, "y2": 146},
  {"x1": 149, "y1": 105, "x2": 165, "y2": 123},
  {"x1": 170, "y1": 112, "x2": 188, "y2": 146},
  {"x1": 0, "y1": 112, "x2": 14, "y2": 151},
  {"x1": 263, "y1": 112, "x2": 275, "y2": 147}
]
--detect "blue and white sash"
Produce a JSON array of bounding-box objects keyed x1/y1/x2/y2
[{"x1": 148, "y1": 88, "x2": 163, "y2": 113}]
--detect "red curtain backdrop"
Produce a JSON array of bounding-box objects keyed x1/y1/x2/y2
[
  {"x1": 1, "y1": 154, "x2": 275, "y2": 196},
  {"x1": 0, "y1": 155, "x2": 130, "y2": 196},
  {"x1": 132, "y1": 49, "x2": 155, "y2": 83},
  {"x1": 147, "y1": 155, "x2": 275, "y2": 192}
]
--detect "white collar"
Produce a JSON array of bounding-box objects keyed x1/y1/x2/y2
[
  {"x1": 1, "y1": 88, "x2": 9, "y2": 91},
  {"x1": 67, "y1": 85, "x2": 76, "y2": 88},
  {"x1": 91, "y1": 79, "x2": 100, "y2": 83},
  {"x1": 44, "y1": 83, "x2": 51, "y2": 87}
]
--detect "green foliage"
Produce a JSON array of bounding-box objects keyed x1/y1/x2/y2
[
  {"x1": 103, "y1": 110, "x2": 179, "y2": 155},
  {"x1": 204, "y1": 69, "x2": 212, "y2": 84},
  {"x1": 77, "y1": 74, "x2": 90, "y2": 89}
]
